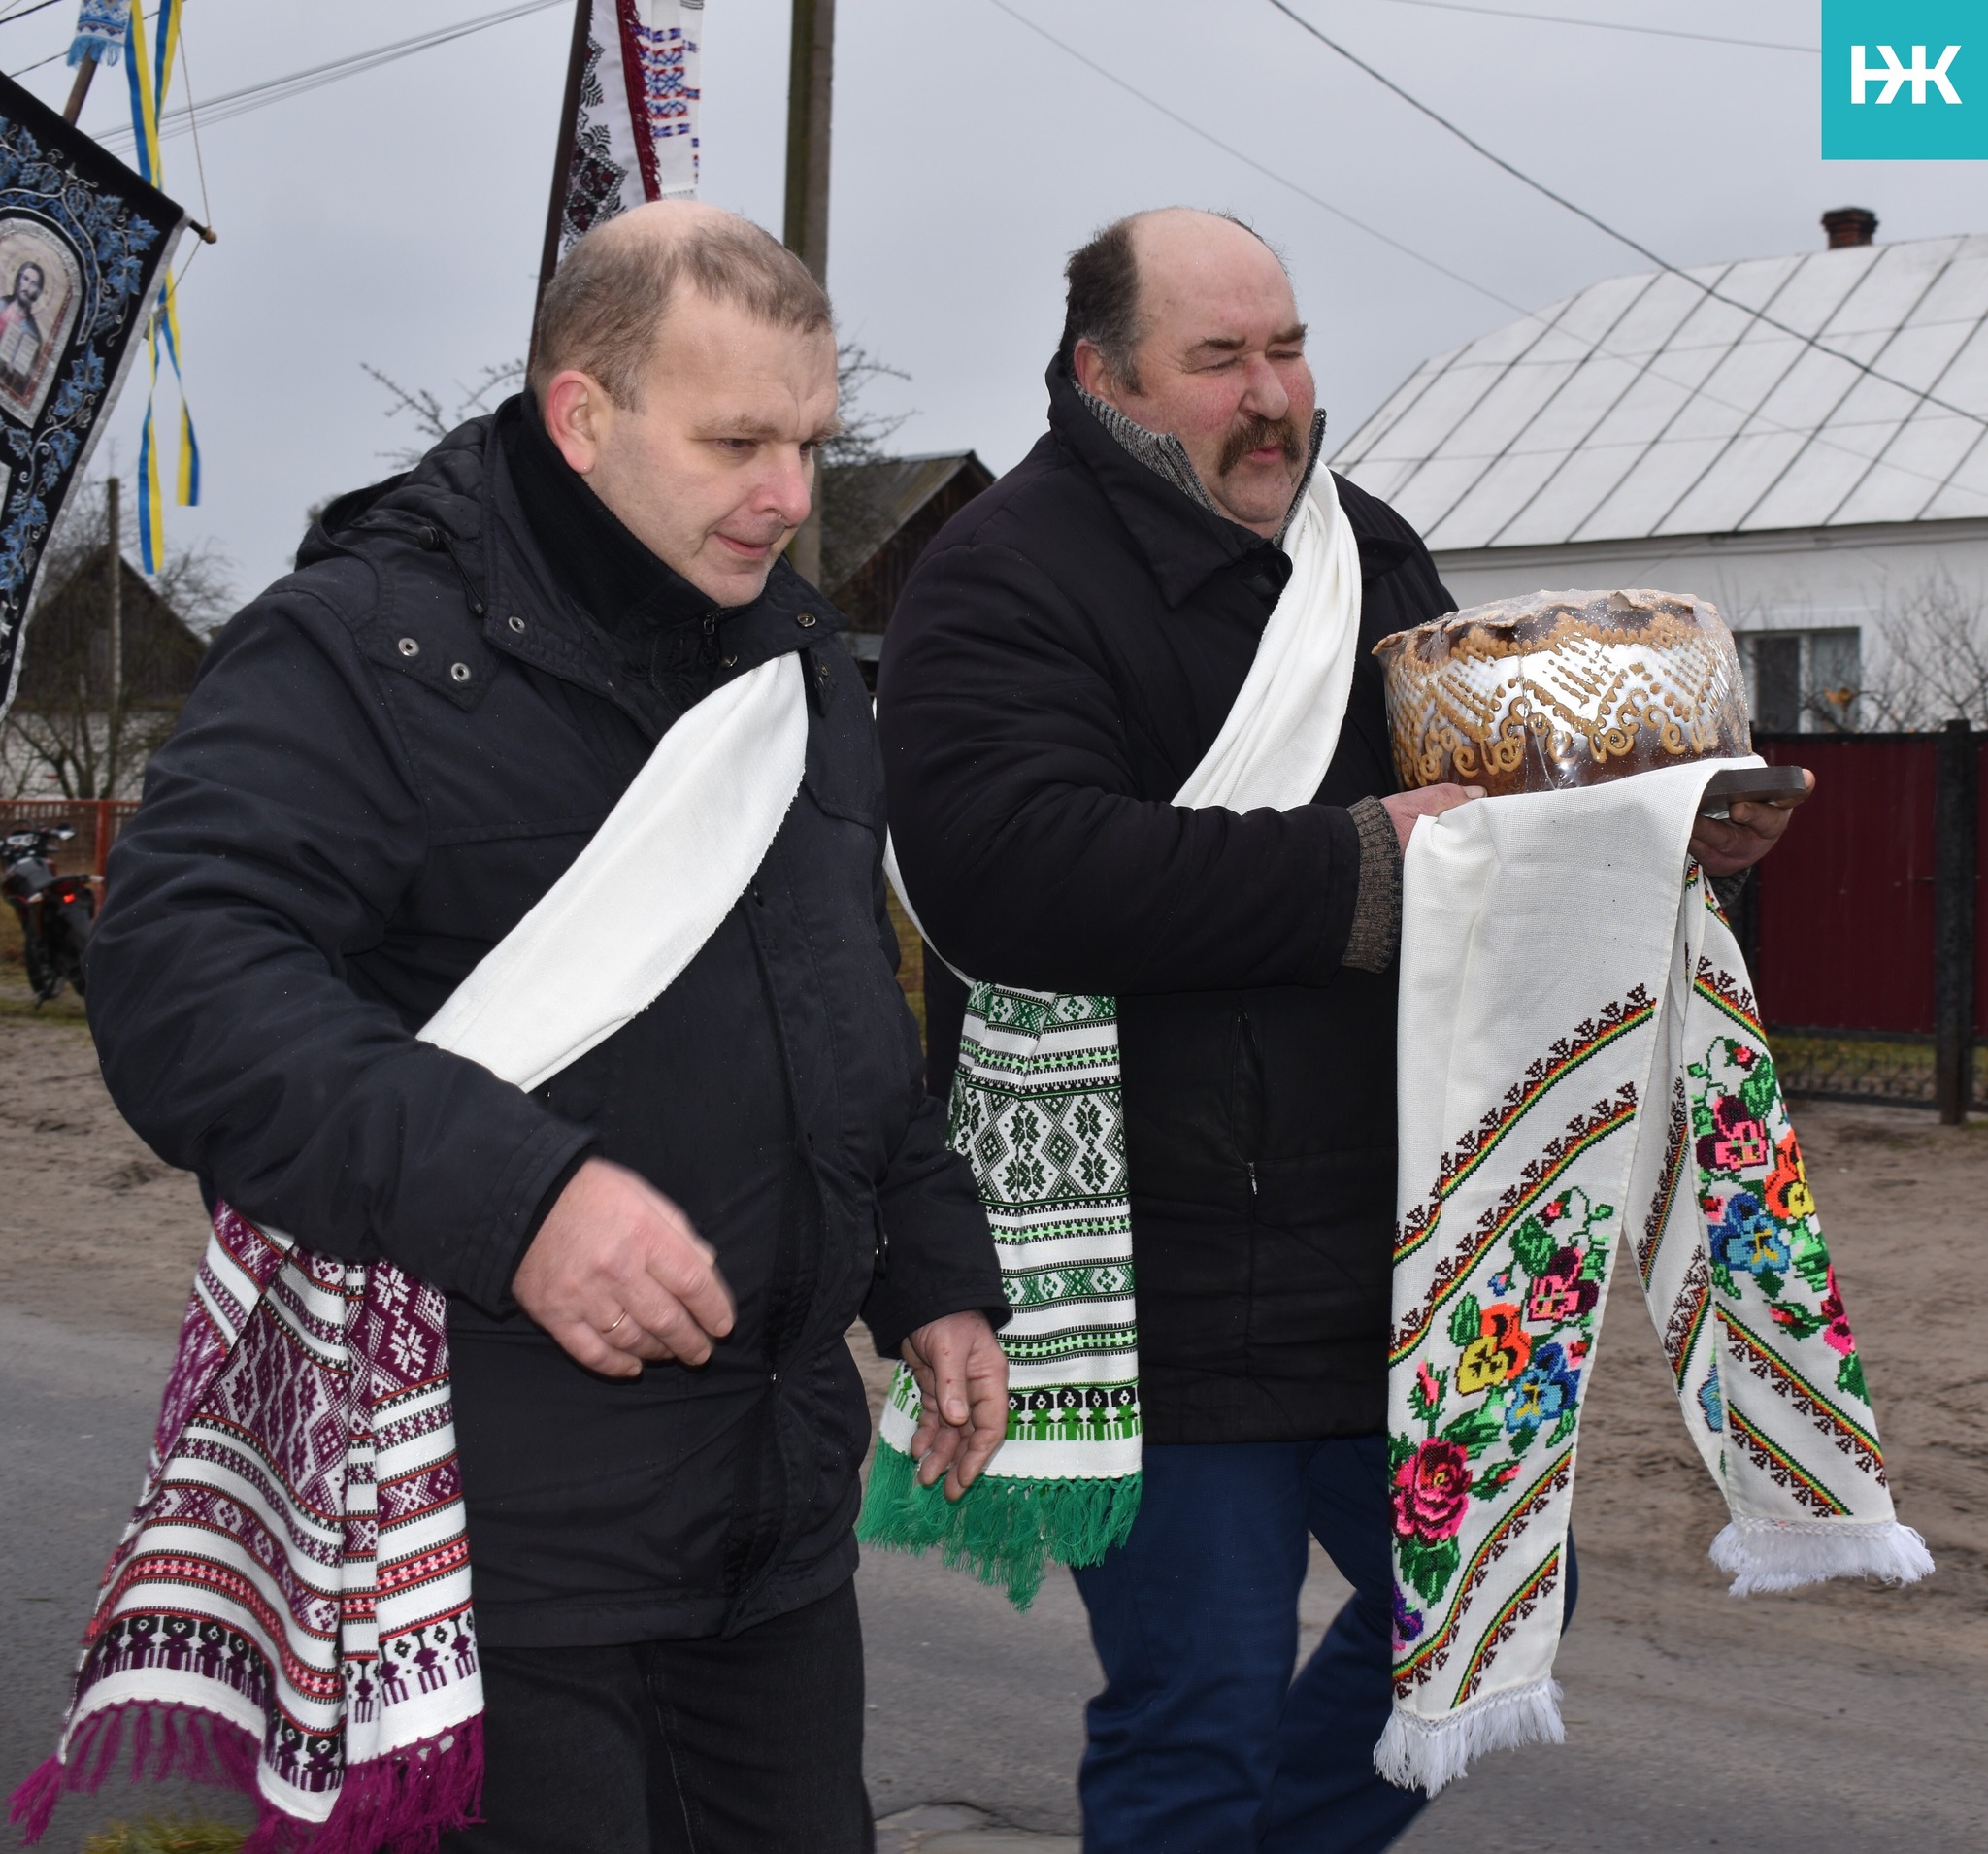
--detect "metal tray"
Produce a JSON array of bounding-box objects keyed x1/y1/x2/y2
[{"x1": 1698, "y1": 764, "x2": 1810, "y2": 818}]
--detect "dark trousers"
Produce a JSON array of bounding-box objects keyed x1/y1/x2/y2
[
  {"x1": 441, "y1": 1580, "x2": 873, "y2": 1854},
  {"x1": 1071, "y1": 1438, "x2": 1579, "y2": 1854}
]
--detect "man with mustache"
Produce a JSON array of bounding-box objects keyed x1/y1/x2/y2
[{"x1": 878, "y1": 208, "x2": 1795, "y2": 1850}]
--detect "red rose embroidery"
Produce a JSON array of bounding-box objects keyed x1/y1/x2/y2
[{"x1": 1392, "y1": 1439, "x2": 1472, "y2": 1543}]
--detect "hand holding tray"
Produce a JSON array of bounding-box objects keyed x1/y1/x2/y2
[{"x1": 1698, "y1": 765, "x2": 1811, "y2": 819}]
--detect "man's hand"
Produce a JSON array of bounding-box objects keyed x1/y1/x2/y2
[
  {"x1": 1379, "y1": 782, "x2": 1485, "y2": 851},
  {"x1": 902, "y1": 1310, "x2": 1009, "y2": 1502},
  {"x1": 1688, "y1": 770, "x2": 1815, "y2": 878},
  {"x1": 512, "y1": 1157, "x2": 735, "y2": 1379}
]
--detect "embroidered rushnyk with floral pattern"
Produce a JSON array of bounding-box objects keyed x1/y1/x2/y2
[{"x1": 1377, "y1": 759, "x2": 1932, "y2": 1795}]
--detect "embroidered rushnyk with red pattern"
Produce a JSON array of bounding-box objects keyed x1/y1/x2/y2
[
  {"x1": 10, "y1": 652, "x2": 812, "y2": 1851},
  {"x1": 9, "y1": 1208, "x2": 483, "y2": 1851},
  {"x1": 1376, "y1": 757, "x2": 1932, "y2": 1796}
]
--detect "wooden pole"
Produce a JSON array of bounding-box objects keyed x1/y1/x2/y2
[
  {"x1": 782, "y1": 0, "x2": 834, "y2": 284},
  {"x1": 530, "y1": 0, "x2": 596, "y2": 366},
  {"x1": 783, "y1": 0, "x2": 834, "y2": 587},
  {"x1": 106, "y1": 476, "x2": 122, "y2": 799},
  {"x1": 1934, "y1": 716, "x2": 1977, "y2": 1124},
  {"x1": 62, "y1": 53, "x2": 99, "y2": 125}
]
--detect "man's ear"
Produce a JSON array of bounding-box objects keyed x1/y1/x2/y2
[
  {"x1": 542, "y1": 369, "x2": 609, "y2": 476},
  {"x1": 1072, "y1": 338, "x2": 1123, "y2": 409}
]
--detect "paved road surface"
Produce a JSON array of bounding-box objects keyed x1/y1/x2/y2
[{"x1": 7, "y1": 1307, "x2": 1979, "y2": 1852}]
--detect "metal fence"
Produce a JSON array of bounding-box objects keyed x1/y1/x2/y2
[
  {"x1": 2, "y1": 796, "x2": 140, "y2": 892},
  {"x1": 1750, "y1": 726, "x2": 1982, "y2": 1118}
]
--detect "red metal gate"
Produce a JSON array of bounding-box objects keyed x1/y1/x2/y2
[
  {"x1": 2, "y1": 796, "x2": 139, "y2": 893},
  {"x1": 1751, "y1": 729, "x2": 1980, "y2": 1113}
]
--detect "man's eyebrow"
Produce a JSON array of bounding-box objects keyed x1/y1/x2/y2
[
  {"x1": 694, "y1": 413, "x2": 846, "y2": 444},
  {"x1": 694, "y1": 414, "x2": 786, "y2": 440},
  {"x1": 1184, "y1": 323, "x2": 1309, "y2": 356}
]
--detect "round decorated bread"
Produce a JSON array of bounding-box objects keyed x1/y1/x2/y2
[{"x1": 1373, "y1": 588, "x2": 1750, "y2": 797}]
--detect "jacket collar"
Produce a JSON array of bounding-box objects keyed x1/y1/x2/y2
[
  {"x1": 478, "y1": 410, "x2": 845, "y2": 722},
  {"x1": 503, "y1": 391, "x2": 717, "y2": 645},
  {"x1": 299, "y1": 405, "x2": 846, "y2": 738},
  {"x1": 1046, "y1": 359, "x2": 1270, "y2": 608},
  {"x1": 1044, "y1": 360, "x2": 1413, "y2": 602}
]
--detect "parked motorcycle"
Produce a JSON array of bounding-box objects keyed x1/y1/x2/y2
[{"x1": 2, "y1": 823, "x2": 94, "y2": 1004}]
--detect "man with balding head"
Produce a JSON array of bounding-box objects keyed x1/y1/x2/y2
[
  {"x1": 878, "y1": 207, "x2": 1485, "y2": 1850},
  {"x1": 86, "y1": 202, "x2": 1007, "y2": 1851}
]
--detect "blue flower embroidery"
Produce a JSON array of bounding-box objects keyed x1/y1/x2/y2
[
  {"x1": 1709, "y1": 1191, "x2": 1791, "y2": 1279},
  {"x1": 1697, "y1": 1369, "x2": 1725, "y2": 1434},
  {"x1": 1504, "y1": 1341, "x2": 1580, "y2": 1438}
]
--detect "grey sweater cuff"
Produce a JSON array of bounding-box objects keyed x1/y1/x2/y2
[{"x1": 1343, "y1": 796, "x2": 1404, "y2": 974}]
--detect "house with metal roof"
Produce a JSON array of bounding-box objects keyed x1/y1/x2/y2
[
  {"x1": 1331, "y1": 210, "x2": 1988, "y2": 731},
  {"x1": 820, "y1": 450, "x2": 993, "y2": 684}
]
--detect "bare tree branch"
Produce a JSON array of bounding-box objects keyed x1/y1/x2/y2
[
  {"x1": 1858, "y1": 570, "x2": 1988, "y2": 732},
  {"x1": 364, "y1": 358, "x2": 527, "y2": 467}
]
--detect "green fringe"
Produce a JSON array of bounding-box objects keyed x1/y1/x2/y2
[{"x1": 856, "y1": 1442, "x2": 1141, "y2": 1609}]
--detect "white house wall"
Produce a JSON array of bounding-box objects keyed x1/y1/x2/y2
[{"x1": 1429, "y1": 516, "x2": 1988, "y2": 638}]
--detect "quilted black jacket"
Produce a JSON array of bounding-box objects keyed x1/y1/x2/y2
[{"x1": 86, "y1": 398, "x2": 999, "y2": 1646}]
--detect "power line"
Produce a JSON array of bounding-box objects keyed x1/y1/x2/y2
[
  {"x1": 984, "y1": 0, "x2": 1517, "y2": 316},
  {"x1": 1374, "y1": 0, "x2": 1814, "y2": 56},
  {"x1": 94, "y1": 0, "x2": 564, "y2": 147},
  {"x1": 1264, "y1": 0, "x2": 1988, "y2": 434},
  {"x1": 0, "y1": 0, "x2": 69, "y2": 30},
  {"x1": 985, "y1": 1, "x2": 1985, "y2": 513}
]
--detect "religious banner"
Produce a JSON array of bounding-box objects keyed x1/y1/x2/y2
[
  {"x1": 541, "y1": 0, "x2": 701, "y2": 283},
  {"x1": 0, "y1": 71, "x2": 185, "y2": 721}
]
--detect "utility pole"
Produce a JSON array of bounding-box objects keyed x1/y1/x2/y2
[
  {"x1": 106, "y1": 476, "x2": 122, "y2": 795},
  {"x1": 783, "y1": 0, "x2": 834, "y2": 587}
]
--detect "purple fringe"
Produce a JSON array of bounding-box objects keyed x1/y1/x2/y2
[{"x1": 7, "y1": 1702, "x2": 483, "y2": 1853}]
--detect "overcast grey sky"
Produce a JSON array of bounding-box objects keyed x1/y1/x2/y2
[{"x1": 5, "y1": 0, "x2": 1984, "y2": 605}]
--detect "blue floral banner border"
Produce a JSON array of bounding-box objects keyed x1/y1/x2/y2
[{"x1": 0, "y1": 71, "x2": 185, "y2": 722}]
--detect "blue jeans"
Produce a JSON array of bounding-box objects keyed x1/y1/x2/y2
[{"x1": 1070, "y1": 1438, "x2": 1578, "y2": 1854}]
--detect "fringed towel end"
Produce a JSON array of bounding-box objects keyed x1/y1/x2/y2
[
  {"x1": 1372, "y1": 1678, "x2": 1564, "y2": 1797},
  {"x1": 857, "y1": 1442, "x2": 1140, "y2": 1610},
  {"x1": 1710, "y1": 1515, "x2": 1935, "y2": 1597},
  {"x1": 7, "y1": 1700, "x2": 482, "y2": 1854}
]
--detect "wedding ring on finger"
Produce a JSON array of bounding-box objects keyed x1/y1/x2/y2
[{"x1": 602, "y1": 1311, "x2": 628, "y2": 1338}]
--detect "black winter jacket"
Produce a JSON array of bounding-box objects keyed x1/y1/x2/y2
[
  {"x1": 87, "y1": 399, "x2": 999, "y2": 1647},
  {"x1": 878, "y1": 363, "x2": 1454, "y2": 1444}
]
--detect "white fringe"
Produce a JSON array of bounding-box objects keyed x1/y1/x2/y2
[
  {"x1": 1710, "y1": 1515, "x2": 1936, "y2": 1597},
  {"x1": 1371, "y1": 1677, "x2": 1563, "y2": 1797}
]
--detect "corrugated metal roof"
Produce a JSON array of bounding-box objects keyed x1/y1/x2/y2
[{"x1": 1330, "y1": 234, "x2": 1988, "y2": 550}]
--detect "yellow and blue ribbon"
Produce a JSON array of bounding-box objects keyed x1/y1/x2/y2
[{"x1": 121, "y1": 0, "x2": 197, "y2": 571}]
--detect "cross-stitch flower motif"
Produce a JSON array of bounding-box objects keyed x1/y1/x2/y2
[
  {"x1": 1697, "y1": 1369, "x2": 1725, "y2": 1432},
  {"x1": 1391, "y1": 1439, "x2": 1472, "y2": 1543},
  {"x1": 1764, "y1": 1132, "x2": 1815, "y2": 1222},
  {"x1": 1504, "y1": 1341, "x2": 1580, "y2": 1439},
  {"x1": 1709, "y1": 1191, "x2": 1790, "y2": 1279},
  {"x1": 1524, "y1": 1246, "x2": 1599, "y2": 1326},
  {"x1": 1391, "y1": 1585, "x2": 1425, "y2": 1653},
  {"x1": 1456, "y1": 1302, "x2": 1531, "y2": 1393},
  {"x1": 1819, "y1": 1264, "x2": 1856, "y2": 1356},
  {"x1": 1697, "y1": 1092, "x2": 1768, "y2": 1174}
]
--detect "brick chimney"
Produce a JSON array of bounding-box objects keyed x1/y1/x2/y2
[{"x1": 1822, "y1": 207, "x2": 1877, "y2": 249}]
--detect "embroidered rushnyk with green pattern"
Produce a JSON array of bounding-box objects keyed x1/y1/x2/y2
[
  {"x1": 1378, "y1": 759, "x2": 1933, "y2": 1795},
  {"x1": 860, "y1": 471, "x2": 1368, "y2": 1604},
  {"x1": 860, "y1": 983, "x2": 1142, "y2": 1604}
]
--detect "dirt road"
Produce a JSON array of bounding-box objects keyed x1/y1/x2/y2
[{"x1": 2, "y1": 1004, "x2": 1982, "y2": 1850}]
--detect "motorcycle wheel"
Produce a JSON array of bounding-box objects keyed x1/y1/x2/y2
[
  {"x1": 19, "y1": 918, "x2": 54, "y2": 1003},
  {"x1": 54, "y1": 897, "x2": 91, "y2": 998}
]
